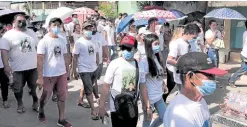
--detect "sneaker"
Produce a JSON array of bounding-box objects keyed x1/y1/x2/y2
[
  {"x1": 38, "y1": 112, "x2": 46, "y2": 123},
  {"x1": 57, "y1": 120, "x2": 72, "y2": 127}
]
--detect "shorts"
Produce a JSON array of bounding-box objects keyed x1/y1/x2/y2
[
  {"x1": 12, "y1": 68, "x2": 37, "y2": 93},
  {"x1": 43, "y1": 73, "x2": 68, "y2": 102},
  {"x1": 79, "y1": 71, "x2": 97, "y2": 95},
  {"x1": 96, "y1": 63, "x2": 103, "y2": 80}
]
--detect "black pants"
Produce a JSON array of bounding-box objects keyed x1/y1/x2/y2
[
  {"x1": 0, "y1": 68, "x2": 9, "y2": 101},
  {"x1": 163, "y1": 68, "x2": 176, "y2": 102},
  {"x1": 111, "y1": 112, "x2": 138, "y2": 127}
]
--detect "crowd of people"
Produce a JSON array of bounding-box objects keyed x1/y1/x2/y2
[{"x1": 2, "y1": 10, "x2": 247, "y2": 127}]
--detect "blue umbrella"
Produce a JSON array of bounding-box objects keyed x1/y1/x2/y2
[
  {"x1": 169, "y1": 9, "x2": 187, "y2": 20},
  {"x1": 117, "y1": 14, "x2": 166, "y2": 34},
  {"x1": 204, "y1": 8, "x2": 246, "y2": 20}
]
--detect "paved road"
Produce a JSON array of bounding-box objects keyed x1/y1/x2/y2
[{"x1": 0, "y1": 62, "x2": 247, "y2": 127}]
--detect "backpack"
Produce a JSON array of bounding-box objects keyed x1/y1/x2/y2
[{"x1": 111, "y1": 60, "x2": 139, "y2": 119}]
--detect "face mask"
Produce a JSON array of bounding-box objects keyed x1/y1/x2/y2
[
  {"x1": 152, "y1": 45, "x2": 160, "y2": 54},
  {"x1": 73, "y1": 18, "x2": 79, "y2": 24},
  {"x1": 51, "y1": 27, "x2": 60, "y2": 35},
  {"x1": 196, "y1": 80, "x2": 216, "y2": 96},
  {"x1": 84, "y1": 30, "x2": 92, "y2": 38},
  {"x1": 122, "y1": 50, "x2": 134, "y2": 60},
  {"x1": 18, "y1": 20, "x2": 27, "y2": 28}
]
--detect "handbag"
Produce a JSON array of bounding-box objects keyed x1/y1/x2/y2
[{"x1": 111, "y1": 60, "x2": 139, "y2": 119}]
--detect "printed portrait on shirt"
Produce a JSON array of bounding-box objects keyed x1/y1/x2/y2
[
  {"x1": 21, "y1": 37, "x2": 32, "y2": 53},
  {"x1": 88, "y1": 45, "x2": 94, "y2": 55},
  {"x1": 54, "y1": 46, "x2": 62, "y2": 57},
  {"x1": 122, "y1": 69, "x2": 136, "y2": 93}
]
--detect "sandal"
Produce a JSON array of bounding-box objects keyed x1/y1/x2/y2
[
  {"x1": 32, "y1": 102, "x2": 39, "y2": 112},
  {"x1": 3, "y1": 101, "x2": 10, "y2": 109},
  {"x1": 78, "y1": 103, "x2": 91, "y2": 108},
  {"x1": 91, "y1": 113, "x2": 99, "y2": 120},
  {"x1": 17, "y1": 106, "x2": 26, "y2": 114}
]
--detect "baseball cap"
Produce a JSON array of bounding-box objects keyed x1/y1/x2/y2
[
  {"x1": 49, "y1": 17, "x2": 62, "y2": 25},
  {"x1": 176, "y1": 52, "x2": 228, "y2": 76},
  {"x1": 120, "y1": 35, "x2": 136, "y2": 48},
  {"x1": 82, "y1": 21, "x2": 93, "y2": 29}
]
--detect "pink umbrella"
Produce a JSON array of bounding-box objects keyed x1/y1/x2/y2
[
  {"x1": 135, "y1": 9, "x2": 178, "y2": 21},
  {"x1": 63, "y1": 17, "x2": 72, "y2": 24},
  {"x1": 73, "y1": 7, "x2": 97, "y2": 25}
]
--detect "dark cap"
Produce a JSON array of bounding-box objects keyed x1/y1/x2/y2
[
  {"x1": 82, "y1": 21, "x2": 93, "y2": 29},
  {"x1": 176, "y1": 52, "x2": 228, "y2": 75},
  {"x1": 120, "y1": 35, "x2": 135, "y2": 48},
  {"x1": 49, "y1": 17, "x2": 62, "y2": 25}
]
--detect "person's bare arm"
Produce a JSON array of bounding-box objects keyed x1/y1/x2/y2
[
  {"x1": 99, "y1": 83, "x2": 110, "y2": 117},
  {"x1": 104, "y1": 31, "x2": 108, "y2": 42},
  {"x1": 167, "y1": 56, "x2": 177, "y2": 66},
  {"x1": 96, "y1": 52, "x2": 99, "y2": 66},
  {"x1": 72, "y1": 54, "x2": 79, "y2": 79},
  {"x1": 64, "y1": 53, "x2": 69, "y2": 74},
  {"x1": 1, "y1": 49, "x2": 12, "y2": 75},
  {"x1": 37, "y1": 54, "x2": 44, "y2": 80},
  {"x1": 140, "y1": 83, "x2": 150, "y2": 109},
  {"x1": 103, "y1": 46, "x2": 110, "y2": 63}
]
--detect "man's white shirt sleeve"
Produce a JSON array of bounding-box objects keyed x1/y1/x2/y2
[
  {"x1": 37, "y1": 39, "x2": 46, "y2": 54},
  {"x1": 73, "y1": 41, "x2": 81, "y2": 55},
  {"x1": 104, "y1": 61, "x2": 115, "y2": 84},
  {"x1": 0, "y1": 37, "x2": 10, "y2": 50}
]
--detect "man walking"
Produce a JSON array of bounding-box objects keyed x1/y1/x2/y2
[
  {"x1": 36, "y1": 18, "x2": 71, "y2": 127},
  {"x1": 0, "y1": 14, "x2": 39, "y2": 113},
  {"x1": 228, "y1": 21, "x2": 247, "y2": 88},
  {"x1": 164, "y1": 52, "x2": 227, "y2": 127},
  {"x1": 72, "y1": 21, "x2": 99, "y2": 120},
  {"x1": 104, "y1": 19, "x2": 117, "y2": 61}
]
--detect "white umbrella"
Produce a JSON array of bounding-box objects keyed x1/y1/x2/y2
[
  {"x1": 44, "y1": 7, "x2": 74, "y2": 28},
  {"x1": 204, "y1": 8, "x2": 246, "y2": 20}
]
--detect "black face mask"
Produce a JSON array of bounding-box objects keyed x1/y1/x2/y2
[
  {"x1": 92, "y1": 30, "x2": 97, "y2": 35},
  {"x1": 17, "y1": 20, "x2": 27, "y2": 28}
]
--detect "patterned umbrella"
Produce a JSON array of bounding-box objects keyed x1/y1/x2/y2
[
  {"x1": 204, "y1": 8, "x2": 246, "y2": 20},
  {"x1": 134, "y1": 9, "x2": 187, "y2": 21},
  {"x1": 73, "y1": 7, "x2": 97, "y2": 25}
]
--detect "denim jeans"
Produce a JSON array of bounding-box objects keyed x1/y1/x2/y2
[
  {"x1": 207, "y1": 48, "x2": 219, "y2": 67},
  {"x1": 108, "y1": 45, "x2": 118, "y2": 61},
  {"x1": 143, "y1": 98, "x2": 166, "y2": 127},
  {"x1": 229, "y1": 55, "x2": 246, "y2": 83}
]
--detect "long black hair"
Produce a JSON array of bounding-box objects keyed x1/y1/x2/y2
[{"x1": 144, "y1": 34, "x2": 161, "y2": 77}]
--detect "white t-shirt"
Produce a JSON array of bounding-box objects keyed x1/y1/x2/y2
[
  {"x1": 44, "y1": 33, "x2": 68, "y2": 45},
  {"x1": 92, "y1": 32, "x2": 107, "y2": 64},
  {"x1": 205, "y1": 29, "x2": 221, "y2": 48},
  {"x1": 65, "y1": 22, "x2": 75, "y2": 36},
  {"x1": 0, "y1": 38, "x2": 5, "y2": 68},
  {"x1": 0, "y1": 29, "x2": 38, "y2": 71},
  {"x1": 37, "y1": 35, "x2": 67, "y2": 77},
  {"x1": 72, "y1": 33, "x2": 82, "y2": 42},
  {"x1": 104, "y1": 57, "x2": 139, "y2": 112},
  {"x1": 134, "y1": 42, "x2": 146, "y2": 60},
  {"x1": 104, "y1": 25, "x2": 116, "y2": 46},
  {"x1": 139, "y1": 56, "x2": 164, "y2": 104},
  {"x1": 168, "y1": 38, "x2": 189, "y2": 84},
  {"x1": 73, "y1": 37, "x2": 98, "y2": 73},
  {"x1": 241, "y1": 31, "x2": 247, "y2": 58},
  {"x1": 166, "y1": 41, "x2": 177, "y2": 73},
  {"x1": 164, "y1": 94, "x2": 211, "y2": 127}
]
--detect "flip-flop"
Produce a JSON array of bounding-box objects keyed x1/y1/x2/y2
[
  {"x1": 3, "y1": 101, "x2": 10, "y2": 109},
  {"x1": 78, "y1": 103, "x2": 91, "y2": 108},
  {"x1": 91, "y1": 113, "x2": 99, "y2": 120}
]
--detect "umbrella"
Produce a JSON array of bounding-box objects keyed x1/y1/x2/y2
[
  {"x1": 44, "y1": 7, "x2": 74, "y2": 28},
  {"x1": 0, "y1": 9, "x2": 25, "y2": 24},
  {"x1": 186, "y1": 11, "x2": 205, "y2": 22},
  {"x1": 117, "y1": 14, "x2": 166, "y2": 34},
  {"x1": 31, "y1": 14, "x2": 48, "y2": 23},
  {"x1": 169, "y1": 9, "x2": 187, "y2": 20},
  {"x1": 134, "y1": 9, "x2": 187, "y2": 21},
  {"x1": 73, "y1": 7, "x2": 97, "y2": 25},
  {"x1": 204, "y1": 8, "x2": 246, "y2": 20}
]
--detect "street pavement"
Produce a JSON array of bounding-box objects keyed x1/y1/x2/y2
[{"x1": 0, "y1": 61, "x2": 247, "y2": 127}]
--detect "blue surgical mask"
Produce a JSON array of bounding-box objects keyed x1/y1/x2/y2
[
  {"x1": 51, "y1": 27, "x2": 60, "y2": 35},
  {"x1": 84, "y1": 30, "x2": 92, "y2": 38},
  {"x1": 196, "y1": 80, "x2": 216, "y2": 96},
  {"x1": 122, "y1": 50, "x2": 134, "y2": 60},
  {"x1": 152, "y1": 45, "x2": 160, "y2": 54}
]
